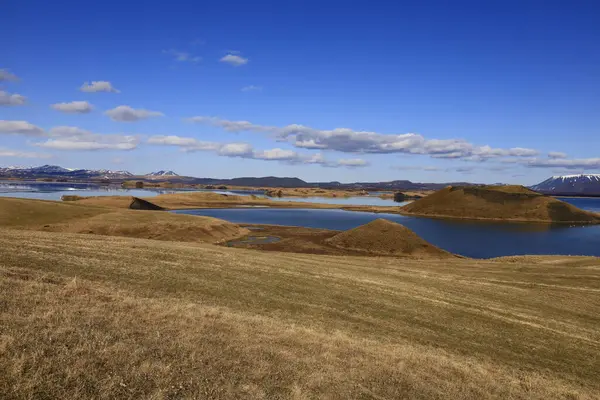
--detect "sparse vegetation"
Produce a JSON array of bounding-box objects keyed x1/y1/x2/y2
[{"x1": 1, "y1": 228, "x2": 599, "y2": 399}]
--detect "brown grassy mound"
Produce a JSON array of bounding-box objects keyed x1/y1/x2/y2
[
  {"x1": 46, "y1": 211, "x2": 249, "y2": 243},
  {"x1": 0, "y1": 197, "x2": 248, "y2": 243},
  {"x1": 401, "y1": 185, "x2": 600, "y2": 223},
  {"x1": 325, "y1": 219, "x2": 453, "y2": 258}
]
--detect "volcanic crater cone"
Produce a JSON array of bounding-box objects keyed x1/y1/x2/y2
[
  {"x1": 325, "y1": 219, "x2": 454, "y2": 258},
  {"x1": 401, "y1": 185, "x2": 600, "y2": 224}
]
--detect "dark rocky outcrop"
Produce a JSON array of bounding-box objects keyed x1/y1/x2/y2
[{"x1": 129, "y1": 197, "x2": 164, "y2": 211}]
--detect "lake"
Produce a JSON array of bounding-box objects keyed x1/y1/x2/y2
[
  {"x1": 271, "y1": 195, "x2": 406, "y2": 207},
  {"x1": 0, "y1": 181, "x2": 261, "y2": 200},
  {"x1": 173, "y1": 207, "x2": 600, "y2": 258},
  {"x1": 4, "y1": 180, "x2": 600, "y2": 258},
  {"x1": 557, "y1": 197, "x2": 600, "y2": 213},
  {"x1": 0, "y1": 181, "x2": 404, "y2": 206}
]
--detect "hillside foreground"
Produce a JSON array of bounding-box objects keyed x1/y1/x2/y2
[
  {"x1": 1, "y1": 196, "x2": 600, "y2": 398},
  {"x1": 1, "y1": 228, "x2": 600, "y2": 398}
]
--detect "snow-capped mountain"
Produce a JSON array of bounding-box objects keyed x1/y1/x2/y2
[
  {"x1": 531, "y1": 174, "x2": 600, "y2": 195},
  {"x1": 0, "y1": 165, "x2": 133, "y2": 179},
  {"x1": 147, "y1": 170, "x2": 179, "y2": 177}
]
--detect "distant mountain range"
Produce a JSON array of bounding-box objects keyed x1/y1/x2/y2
[
  {"x1": 0, "y1": 165, "x2": 179, "y2": 180},
  {"x1": 147, "y1": 170, "x2": 179, "y2": 177},
  {"x1": 530, "y1": 174, "x2": 600, "y2": 196},
  {"x1": 18, "y1": 164, "x2": 595, "y2": 194},
  {"x1": 0, "y1": 164, "x2": 481, "y2": 190},
  {"x1": 0, "y1": 165, "x2": 134, "y2": 179}
]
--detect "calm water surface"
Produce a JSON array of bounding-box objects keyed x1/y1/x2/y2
[
  {"x1": 271, "y1": 196, "x2": 406, "y2": 207},
  {"x1": 4, "y1": 180, "x2": 600, "y2": 258},
  {"x1": 0, "y1": 181, "x2": 259, "y2": 200},
  {"x1": 556, "y1": 197, "x2": 600, "y2": 213},
  {"x1": 173, "y1": 207, "x2": 600, "y2": 258}
]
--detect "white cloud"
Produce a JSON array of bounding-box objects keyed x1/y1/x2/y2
[
  {"x1": 147, "y1": 135, "x2": 359, "y2": 168},
  {"x1": 336, "y1": 158, "x2": 369, "y2": 167},
  {"x1": 526, "y1": 158, "x2": 600, "y2": 170},
  {"x1": 147, "y1": 135, "x2": 225, "y2": 153},
  {"x1": 241, "y1": 85, "x2": 262, "y2": 92},
  {"x1": 548, "y1": 151, "x2": 567, "y2": 159},
  {"x1": 105, "y1": 105, "x2": 164, "y2": 122},
  {"x1": 51, "y1": 101, "x2": 93, "y2": 114},
  {"x1": 218, "y1": 143, "x2": 254, "y2": 157},
  {"x1": 0, "y1": 69, "x2": 19, "y2": 82},
  {"x1": 186, "y1": 116, "x2": 541, "y2": 162},
  {"x1": 163, "y1": 49, "x2": 202, "y2": 63},
  {"x1": 79, "y1": 81, "x2": 120, "y2": 93},
  {"x1": 34, "y1": 126, "x2": 139, "y2": 151},
  {"x1": 187, "y1": 116, "x2": 276, "y2": 133},
  {"x1": 304, "y1": 153, "x2": 327, "y2": 164},
  {"x1": 0, "y1": 147, "x2": 52, "y2": 159},
  {"x1": 147, "y1": 135, "x2": 204, "y2": 147},
  {"x1": 220, "y1": 54, "x2": 249, "y2": 66},
  {"x1": 0, "y1": 91, "x2": 26, "y2": 106},
  {"x1": 0, "y1": 120, "x2": 45, "y2": 136},
  {"x1": 253, "y1": 148, "x2": 299, "y2": 161}
]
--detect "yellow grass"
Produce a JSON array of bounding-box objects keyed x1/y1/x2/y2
[
  {"x1": 0, "y1": 197, "x2": 248, "y2": 243},
  {"x1": 1, "y1": 227, "x2": 600, "y2": 399}
]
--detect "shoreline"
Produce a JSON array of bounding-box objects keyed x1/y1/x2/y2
[{"x1": 7, "y1": 189, "x2": 600, "y2": 225}]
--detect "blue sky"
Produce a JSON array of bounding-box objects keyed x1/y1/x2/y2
[{"x1": 1, "y1": 0, "x2": 599, "y2": 184}]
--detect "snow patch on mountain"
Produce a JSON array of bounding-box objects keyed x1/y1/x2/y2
[
  {"x1": 147, "y1": 170, "x2": 179, "y2": 177},
  {"x1": 531, "y1": 174, "x2": 600, "y2": 195}
]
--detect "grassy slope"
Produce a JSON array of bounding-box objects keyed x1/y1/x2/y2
[
  {"x1": 0, "y1": 197, "x2": 248, "y2": 243},
  {"x1": 1, "y1": 228, "x2": 599, "y2": 399},
  {"x1": 402, "y1": 185, "x2": 600, "y2": 223},
  {"x1": 325, "y1": 219, "x2": 454, "y2": 258}
]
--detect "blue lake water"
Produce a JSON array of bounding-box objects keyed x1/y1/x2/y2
[
  {"x1": 556, "y1": 197, "x2": 600, "y2": 213},
  {"x1": 271, "y1": 196, "x2": 406, "y2": 207},
  {"x1": 3, "y1": 180, "x2": 600, "y2": 258},
  {"x1": 0, "y1": 181, "x2": 261, "y2": 200},
  {"x1": 173, "y1": 207, "x2": 600, "y2": 258},
  {"x1": 0, "y1": 181, "x2": 403, "y2": 206}
]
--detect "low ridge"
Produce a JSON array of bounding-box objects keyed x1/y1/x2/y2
[
  {"x1": 325, "y1": 219, "x2": 454, "y2": 258},
  {"x1": 0, "y1": 197, "x2": 248, "y2": 244},
  {"x1": 401, "y1": 185, "x2": 600, "y2": 224}
]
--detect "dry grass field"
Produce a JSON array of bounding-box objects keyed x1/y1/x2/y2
[
  {"x1": 1, "y1": 226, "x2": 600, "y2": 399},
  {"x1": 0, "y1": 197, "x2": 249, "y2": 244}
]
